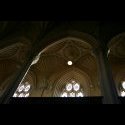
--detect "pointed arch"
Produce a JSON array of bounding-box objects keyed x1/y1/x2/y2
[
  {"x1": 53, "y1": 67, "x2": 91, "y2": 97},
  {"x1": 35, "y1": 30, "x2": 99, "y2": 58}
]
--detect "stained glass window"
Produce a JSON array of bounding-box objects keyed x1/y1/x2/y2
[
  {"x1": 13, "y1": 82, "x2": 31, "y2": 97},
  {"x1": 61, "y1": 80, "x2": 84, "y2": 97}
]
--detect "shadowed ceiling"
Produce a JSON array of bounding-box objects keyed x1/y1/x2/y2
[
  {"x1": 108, "y1": 33, "x2": 125, "y2": 95},
  {"x1": 0, "y1": 21, "x2": 125, "y2": 97},
  {"x1": 25, "y1": 37, "x2": 101, "y2": 97}
]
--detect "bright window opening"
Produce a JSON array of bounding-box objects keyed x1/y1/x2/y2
[
  {"x1": 13, "y1": 82, "x2": 31, "y2": 97},
  {"x1": 122, "y1": 81, "x2": 125, "y2": 89},
  {"x1": 121, "y1": 91, "x2": 125, "y2": 97},
  {"x1": 61, "y1": 80, "x2": 84, "y2": 97}
]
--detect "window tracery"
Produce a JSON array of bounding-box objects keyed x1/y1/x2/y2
[
  {"x1": 13, "y1": 82, "x2": 31, "y2": 97},
  {"x1": 61, "y1": 80, "x2": 84, "y2": 97}
]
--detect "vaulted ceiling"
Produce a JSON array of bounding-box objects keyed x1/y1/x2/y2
[
  {"x1": 0, "y1": 21, "x2": 125, "y2": 97},
  {"x1": 108, "y1": 33, "x2": 125, "y2": 93},
  {"x1": 24, "y1": 37, "x2": 100, "y2": 97}
]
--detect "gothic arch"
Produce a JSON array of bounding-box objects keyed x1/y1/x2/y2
[
  {"x1": 108, "y1": 32, "x2": 125, "y2": 49},
  {"x1": 34, "y1": 30, "x2": 99, "y2": 58},
  {"x1": 0, "y1": 37, "x2": 32, "y2": 97},
  {"x1": 26, "y1": 33, "x2": 100, "y2": 97},
  {"x1": 108, "y1": 32, "x2": 125, "y2": 97},
  {"x1": 52, "y1": 68, "x2": 91, "y2": 97}
]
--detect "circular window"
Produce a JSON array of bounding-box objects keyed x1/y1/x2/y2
[
  {"x1": 61, "y1": 81, "x2": 84, "y2": 97},
  {"x1": 66, "y1": 83, "x2": 72, "y2": 91},
  {"x1": 13, "y1": 82, "x2": 31, "y2": 98},
  {"x1": 24, "y1": 84, "x2": 31, "y2": 92},
  {"x1": 73, "y1": 83, "x2": 80, "y2": 91},
  {"x1": 18, "y1": 85, "x2": 25, "y2": 92}
]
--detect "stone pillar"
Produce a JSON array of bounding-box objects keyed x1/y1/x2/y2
[{"x1": 94, "y1": 47, "x2": 120, "y2": 104}]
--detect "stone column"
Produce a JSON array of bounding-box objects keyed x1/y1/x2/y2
[{"x1": 94, "y1": 47, "x2": 120, "y2": 104}]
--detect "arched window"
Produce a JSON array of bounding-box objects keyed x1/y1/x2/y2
[
  {"x1": 13, "y1": 82, "x2": 31, "y2": 97},
  {"x1": 61, "y1": 80, "x2": 84, "y2": 97},
  {"x1": 120, "y1": 81, "x2": 125, "y2": 97}
]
